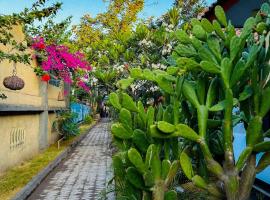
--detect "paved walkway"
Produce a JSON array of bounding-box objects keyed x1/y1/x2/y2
[{"x1": 28, "y1": 119, "x2": 114, "y2": 200}]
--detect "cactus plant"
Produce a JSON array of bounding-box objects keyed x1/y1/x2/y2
[{"x1": 109, "y1": 3, "x2": 270, "y2": 200}]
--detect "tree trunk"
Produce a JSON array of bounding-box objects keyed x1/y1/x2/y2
[
  {"x1": 224, "y1": 174, "x2": 239, "y2": 200},
  {"x1": 152, "y1": 180, "x2": 165, "y2": 200},
  {"x1": 239, "y1": 155, "x2": 257, "y2": 200}
]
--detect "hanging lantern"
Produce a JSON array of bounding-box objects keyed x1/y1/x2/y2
[{"x1": 3, "y1": 63, "x2": 25, "y2": 90}]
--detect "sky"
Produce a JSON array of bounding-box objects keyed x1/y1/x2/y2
[{"x1": 0, "y1": 0, "x2": 216, "y2": 25}]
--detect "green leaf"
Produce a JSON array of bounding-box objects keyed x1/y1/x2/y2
[
  {"x1": 175, "y1": 29, "x2": 190, "y2": 44},
  {"x1": 253, "y1": 141, "x2": 270, "y2": 152},
  {"x1": 167, "y1": 66, "x2": 178, "y2": 75},
  {"x1": 156, "y1": 104, "x2": 164, "y2": 121},
  {"x1": 256, "y1": 22, "x2": 268, "y2": 34},
  {"x1": 200, "y1": 61, "x2": 220, "y2": 74},
  {"x1": 175, "y1": 44, "x2": 197, "y2": 57},
  {"x1": 215, "y1": 5, "x2": 227, "y2": 27},
  {"x1": 220, "y1": 57, "x2": 232, "y2": 88},
  {"x1": 191, "y1": 18, "x2": 201, "y2": 27},
  {"x1": 201, "y1": 18, "x2": 214, "y2": 33},
  {"x1": 259, "y1": 87, "x2": 270, "y2": 117},
  {"x1": 143, "y1": 171, "x2": 155, "y2": 187},
  {"x1": 213, "y1": 20, "x2": 225, "y2": 40},
  {"x1": 132, "y1": 129, "x2": 149, "y2": 153},
  {"x1": 164, "y1": 190, "x2": 177, "y2": 200},
  {"x1": 161, "y1": 160, "x2": 171, "y2": 180},
  {"x1": 147, "y1": 106, "x2": 155, "y2": 130},
  {"x1": 246, "y1": 116, "x2": 263, "y2": 146},
  {"x1": 165, "y1": 161, "x2": 179, "y2": 186},
  {"x1": 230, "y1": 59, "x2": 246, "y2": 87},
  {"x1": 239, "y1": 85, "x2": 253, "y2": 101},
  {"x1": 241, "y1": 17, "x2": 256, "y2": 39},
  {"x1": 111, "y1": 123, "x2": 133, "y2": 139},
  {"x1": 192, "y1": 25, "x2": 206, "y2": 40},
  {"x1": 196, "y1": 78, "x2": 206, "y2": 105},
  {"x1": 143, "y1": 69, "x2": 155, "y2": 81},
  {"x1": 176, "y1": 57, "x2": 200, "y2": 70},
  {"x1": 113, "y1": 155, "x2": 125, "y2": 177},
  {"x1": 145, "y1": 144, "x2": 155, "y2": 168},
  {"x1": 179, "y1": 151, "x2": 194, "y2": 180},
  {"x1": 109, "y1": 92, "x2": 121, "y2": 110},
  {"x1": 122, "y1": 93, "x2": 138, "y2": 112},
  {"x1": 126, "y1": 167, "x2": 145, "y2": 189},
  {"x1": 120, "y1": 108, "x2": 132, "y2": 128},
  {"x1": 230, "y1": 36, "x2": 243, "y2": 61},
  {"x1": 150, "y1": 144, "x2": 162, "y2": 180},
  {"x1": 117, "y1": 78, "x2": 134, "y2": 90},
  {"x1": 236, "y1": 147, "x2": 253, "y2": 171},
  {"x1": 207, "y1": 34, "x2": 221, "y2": 61},
  {"x1": 157, "y1": 121, "x2": 176, "y2": 134},
  {"x1": 192, "y1": 175, "x2": 208, "y2": 189},
  {"x1": 128, "y1": 148, "x2": 146, "y2": 173},
  {"x1": 130, "y1": 68, "x2": 142, "y2": 79},
  {"x1": 156, "y1": 75, "x2": 174, "y2": 94},
  {"x1": 206, "y1": 78, "x2": 218, "y2": 108},
  {"x1": 138, "y1": 101, "x2": 146, "y2": 126},
  {"x1": 198, "y1": 46, "x2": 218, "y2": 64},
  {"x1": 209, "y1": 98, "x2": 238, "y2": 112},
  {"x1": 256, "y1": 152, "x2": 270, "y2": 173},
  {"x1": 182, "y1": 81, "x2": 200, "y2": 108},
  {"x1": 174, "y1": 124, "x2": 201, "y2": 141}
]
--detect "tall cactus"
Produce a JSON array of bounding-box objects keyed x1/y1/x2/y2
[{"x1": 109, "y1": 3, "x2": 270, "y2": 200}]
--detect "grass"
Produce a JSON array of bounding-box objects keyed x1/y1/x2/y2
[{"x1": 0, "y1": 120, "x2": 97, "y2": 200}]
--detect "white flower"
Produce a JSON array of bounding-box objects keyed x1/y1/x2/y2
[
  {"x1": 92, "y1": 77, "x2": 98, "y2": 83},
  {"x1": 168, "y1": 24, "x2": 174, "y2": 29}
]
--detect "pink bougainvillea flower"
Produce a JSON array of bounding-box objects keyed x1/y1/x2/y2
[
  {"x1": 31, "y1": 37, "x2": 46, "y2": 50},
  {"x1": 64, "y1": 90, "x2": 69, "y2": 96},
  {"x1": 77, "y1": 80, "x2": 90, "y2": 92},
  {"x1": 32, "y1": 36, "x2": 91, "y2": 88}
]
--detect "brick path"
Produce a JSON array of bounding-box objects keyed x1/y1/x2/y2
[{"x1": 27, "y1": 119, "x2": 114, "y2": 200}]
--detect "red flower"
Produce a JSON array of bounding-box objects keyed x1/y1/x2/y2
[
  {"x1": 41, "y1": 74, "x2": 51, "y2": 82},
  {"x1": 39, "y1": 43, "x2": 45, "y2": 49}
]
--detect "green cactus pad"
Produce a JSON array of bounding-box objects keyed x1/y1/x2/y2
[
  {"x1": 179, "y1": 151, "x2": 194, "y2": 180},
  {"x1": 122, "y1": 93, "x2": 138, "y2": 112},
  {"x1": 109, "y1": 92, "x2": 121, "y2": 110},
  {"x1": 164, "y1": 190, "x2": 177, "y2": 200},
  {"x1": 128, "y1": 148, "x2": 146, "y2": 173},
  {"x1": 111, "y1": 123, "x2": 133, "y2": 139},
  {"x1": 126, "y1": 167, "x2": 145, "y2": 189},
  {"x1": 157, "y1": 121, "x2": 176, "y2": 134}
]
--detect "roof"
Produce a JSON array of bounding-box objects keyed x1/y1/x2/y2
[{"x1": 199, "y1": 0, "x2": 240, "y2": 20}]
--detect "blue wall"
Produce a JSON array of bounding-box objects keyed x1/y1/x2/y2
[
  {"x1": 70, "y1": 103, "x2": 91, "y2": 123},
  {"x1": 234, "y1": 123, "x2": 270, "y2": 185}
]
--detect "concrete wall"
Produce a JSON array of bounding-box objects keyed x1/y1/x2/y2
[{"x1": 0, "y1": 25, "x2": 67, "y2": 173}]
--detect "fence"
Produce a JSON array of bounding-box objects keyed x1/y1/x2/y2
[{"x1": 70, "y1": 103, "x2": 91, "y2": 123}]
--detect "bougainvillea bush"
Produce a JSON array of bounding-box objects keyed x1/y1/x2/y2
[{"x1": 31, "y1": 36, "x2": 91, "y2": 92}]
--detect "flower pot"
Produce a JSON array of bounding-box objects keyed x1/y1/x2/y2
[{"x1": 3, "y1": 75, "x2": 25, "y2": 90}]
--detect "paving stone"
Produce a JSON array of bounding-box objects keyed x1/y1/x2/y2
[{"x1": 27, "y1": 119, "x2": 114, "y2": 200}]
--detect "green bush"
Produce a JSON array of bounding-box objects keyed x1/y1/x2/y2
[
  {"x1": 84, "y1": 115, "x2": 93, "y2": 124},
  {"x1": 53, "y1": 111, "x2": 79, "y2": 138}
]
